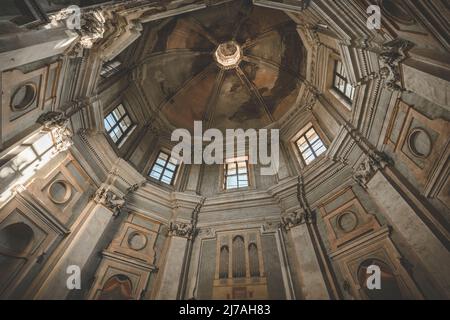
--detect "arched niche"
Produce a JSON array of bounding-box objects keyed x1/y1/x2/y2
[
  {"x1": 98, "y1": 274, "x2": 133, "y2": 300},
  {"x1": 357, "y1": 258, "x2": 403, "y2": 300},
  {"x1": 0, "y1": 223, "x2": 35, "y2": 290}
]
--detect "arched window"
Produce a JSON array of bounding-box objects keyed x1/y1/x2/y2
[
  {"x1": 98, "y1": 274, "x2": 133, "y2": 300},
  {"x1": 0, "y1": 223, "x2": 34, "y2": 290},
  {"x1": 219, "y1": 245, "x2": 229, "y2": 279},
  {"x1": 357, "y1": 259, "x2": 403, "y2": 300},
  {"x1": 232, "y1": 236, "x2": 245, "y2": 278},
  {"x1": 248, "y1": 243, "x2": 260, "y2": 277}
]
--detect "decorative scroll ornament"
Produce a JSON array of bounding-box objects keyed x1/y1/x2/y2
[
  {"x1": 93, "y1": 186, "x2": 125, "y2": 216},
  {"x1": 37, "y1": 111, "x2": 73, "y2": 152},
  {"x1": 378, "y1": 39, "x2": 413, "y2": 91},
  {"x1": 169, "y1": 221, "x2": 194, "y2": 239}
]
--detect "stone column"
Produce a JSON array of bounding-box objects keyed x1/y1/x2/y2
[
  {"x1": 282, "y1": 210, "x2": 330, "y2": 299},
  {"x1": 34, "y1": 186, "x2": 124, "y2": 299},
  {"x1": 155, "y1": 222, "x2": 192, "y2": 299}
]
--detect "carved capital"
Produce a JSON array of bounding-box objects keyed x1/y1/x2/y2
[
  {"x1": 93, "y1": 186, "x2": 125, "y2": 216},
  {"x1": 37, "y1": 111, "x2": 73, "y2": 152},
  {"x1": 281, "y1": 210, "x2": 305, "y2": 230},
  {"x1": 352, "y1": 151, "x2": 390, "y2": 188},
  {"x1": 50, "y1": 8, "x2": 106, "y2": 55},
  {"x1": 262, "y1": 221, "x2": 281, "y2": 233},
  {"x1": 78, "y1": 10, "x2": 106, "y2": 49},
  {"x1": 169, "y1": 221, "x2": 194, "y2": 239},
  {"x1": 378, "y1": 39, "x2": 413, "y2": 91}
]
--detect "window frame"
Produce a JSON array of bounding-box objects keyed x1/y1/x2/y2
[
  {"x1": 100, "y1": 60, "x2": 122, "y2": 79},
  {"x1": 295, "y1": 126, "x2": 327, "y2": 166},
  {"x1": 148, "y1": 151, "x2": 180, "y2": 186},
  {"x1": 104, "y1": 103, "x2": 134, "y2": 146},
  {"x1": 223, "y1": 159, "x2": 250, "y2": 190},
  {"x1": 333, "y1": 60, "x2": 355, "y2": 102}
]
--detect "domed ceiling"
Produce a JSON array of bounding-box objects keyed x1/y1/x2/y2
[{"x1": 136, "y1": 0, "x2": 307, "y2": 131}]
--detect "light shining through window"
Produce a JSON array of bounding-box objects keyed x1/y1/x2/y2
[
  {"x1": 149, "y1": 152, "x2": 179, "y2": 185},
  {"x1": 224, "y1": 160, "x2": 249, "y2": 190},
  {"x1": 296, "y1": 127, "x2": 327, "y2": 165},
  {"x1": 104, "y1": 104, "x2": 133, "y2": 145},
  {"x1": 334, "y1": 60, "x2": 355, "y2": 101}
]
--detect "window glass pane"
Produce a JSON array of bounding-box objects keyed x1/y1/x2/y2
[
  {"x1": 166, "y1": 162, "x2": 176, "y2": 171},
  {"x1": 227, "y1": 165, "x2": 237, "y2": 175},
  {"x1": 345, "y1": 84, "x2": 353, "y2": 98},
  {"x1": 316, "y1": 146, "x2": 327, "y2": 156},
  {"x1": 225, "y1": 160, "x2": 249, "y2": 190},
  {"x1": 161, "y1": 175, "x2": 173, "y2": 184},
  {"x1": 297, "y1": 136, "x2": 306, "y2": 146},
  {"x1": 302, "y1": 149, "x2": 313, "y2": 159},
  {"x1": 310, "y1": 138, "x2": 323, "y2": 148},
  {"x1": 156, "y1": 158, "x2": 167, "y2": 166},
  {"x1": 149, "y1": 151, "x2": 179, "y2": 185},
  {"x1": 104, "y1": 119, "x2": 111, "y2": 131},
  {"x1": 297, "y1": 127, "x2": 327, "y2": 165},
  {"x1": 150, "y1": 171, "x2": 161, "y2": 180},
  {"x1": 110, "y1": 133, "x2": 118, "y2": 143},
  {"x1": 152, "y1": 165, "x2": 163, "y2": 174},
  {"x1": 238, "y1": 166, "x2": 247, "y2": 174},
  {"x1": 306, "y1": 128, "x2": 316, "y2": 139},
  {"x1": 106, "y1": 114, "x2": 115, "y2": 126},
  {"x1": 161, "y1": 176, "x2": 172, "y2": 184},
  {"x1": 227, "y1": 176, "x2": 238, "y2": 189},
  {"x1": 104, "y1": 105, "x2": 133, "y2": 145},
  {"x1": 112, "y1": 109, "x2": 121, "y2": 120}
]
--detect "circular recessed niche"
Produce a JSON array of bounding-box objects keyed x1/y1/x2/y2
[
  {"x1": 10, "y1": 83, "x2": 37, "y2": 111},
  {"x1": 48, "y1": 180, "x2": 72, "y2": 204},
  {"x1": 407, "y1": 128, "x2": 432, "y2": 158},
  {"x1": 128, "y1": 232, "x2": 147, "y2": 251},
  {"x1": 214, "y1": 41, "x2": 242, "y2": 69},
  {"x1": 337, "y1": 211, "x2": 358, "y2": 233}
]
